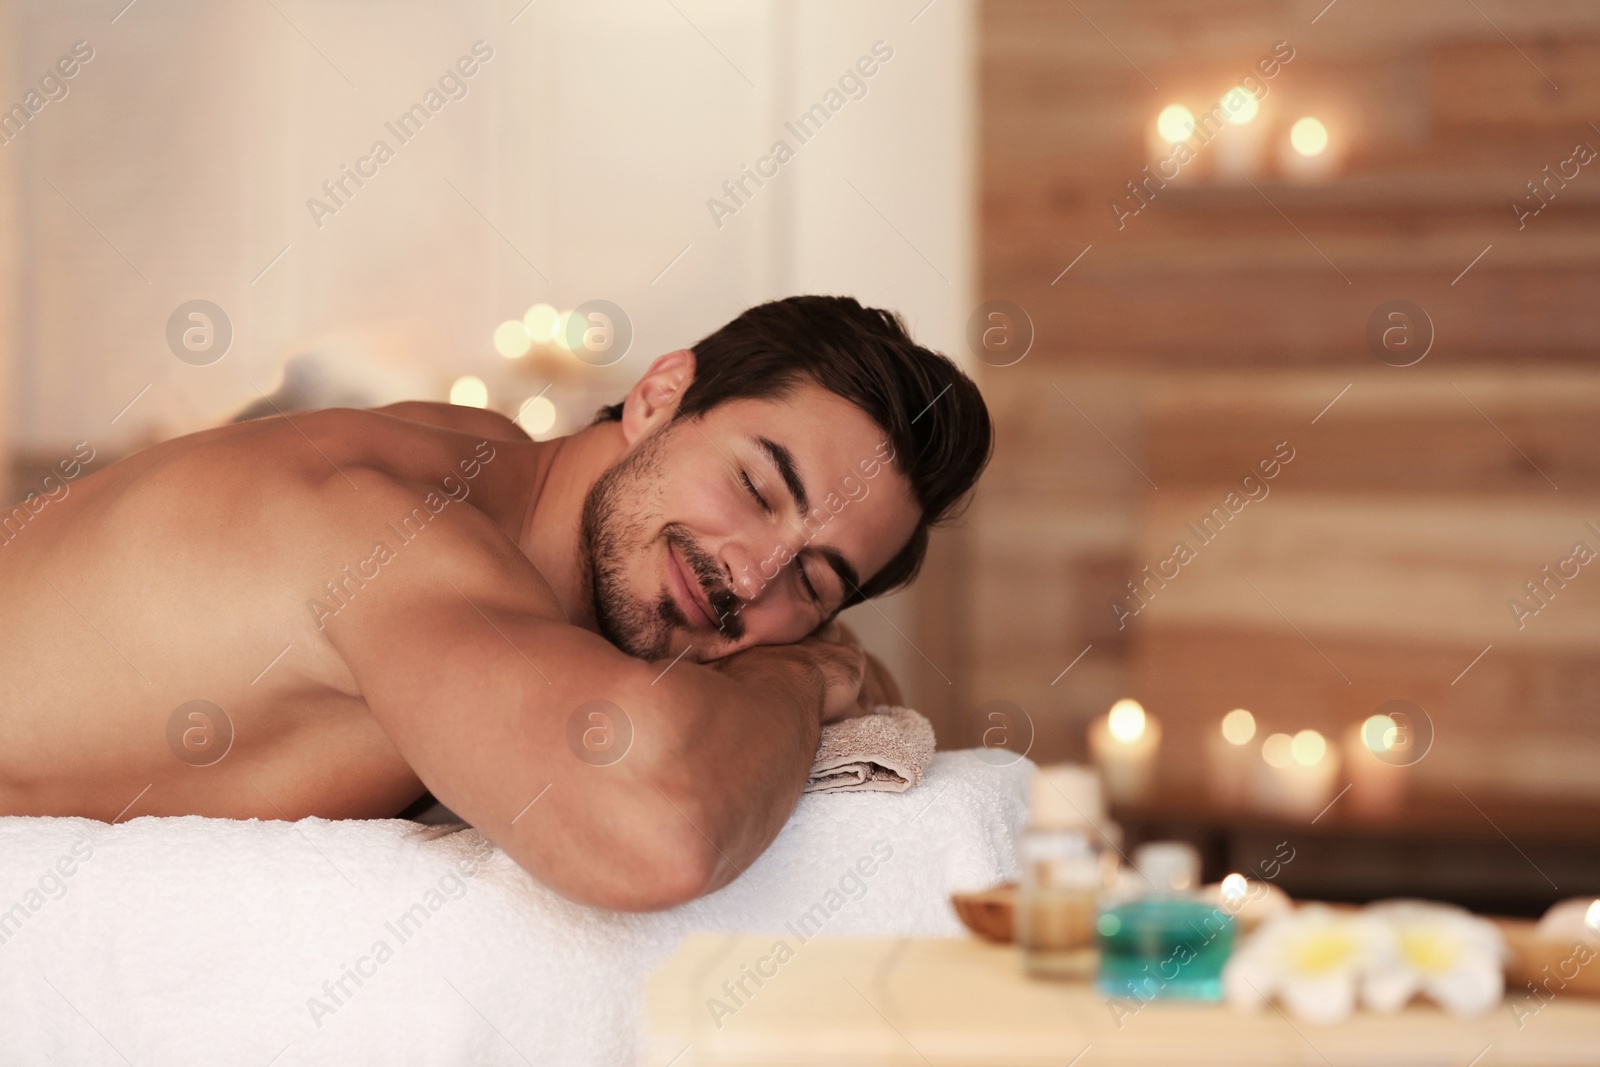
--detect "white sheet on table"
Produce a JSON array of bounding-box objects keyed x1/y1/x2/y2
[{"x1": 0, "y1": 750, "x2": 1031, "y2": 1066}]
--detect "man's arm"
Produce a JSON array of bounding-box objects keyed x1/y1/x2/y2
[
  {"x1": 823, "y1": 620, "x2": 904, "y2": 714},
  {"x1": 320, "y1": 473, "x2": 861, "y2": 912}
]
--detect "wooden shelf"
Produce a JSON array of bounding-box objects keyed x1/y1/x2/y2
[
  {"x1": 1154, "y1": 173, "x2": 1600, "y2": 215},
  {"x1": 1111, "y1": 790, "x2": 1600, "y2": 918},
  {"x1": 1113, "y1": 789, "x2": 1600, "y2": 846}
]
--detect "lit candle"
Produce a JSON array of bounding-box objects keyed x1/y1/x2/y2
[
  {"x1": 448, "y1": 375, "x2": 489, "y2": 408},
  {"x1": 1089, "y1": 699, "x2": 1162, "y2": 805},
  {"x1": 1205, "y1": 872, "x2": 1292, "y2": 933},
  {"x1": 1343, "y1": 716, "x2": 1407, "y2": 816},
  {"x1": 1534, "y1": 897, "x2": 1600, "y2": 947},
  {"x1": 1252, "y1": 729, "x2": 1339, "y2": 819},
  {"x1": 1213, "y1": 86, "x2": 1265, "y2": 182},
  {"x1": 1279, "y1": 115, "x2": 1338, "y2": 181},
  {"x1": 1144, "y1": 104, "x2": 1200, "y2": 184},
  {"x1": 1206, "y1": 708, "x2": 1257, "y2": 806},
  {"x1": 523, "y1": 303, "x2": 562, "y2": 346}
]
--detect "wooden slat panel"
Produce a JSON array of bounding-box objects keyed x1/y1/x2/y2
[
  {"x1": 984, "y1": 0, "x2": 1600, "y2": 61},
  {"x1": 1132, "y1": 626, "x2": 1600, "y2": 798},
  {"x1": 1430, "y1": 41, "x2": 1600, "y2": 126},
  {"x1": 1128, "y1": 492, "x2": 1600, "y2": 647},
  {"x1": 979, "y1": 271, "x2": 1600, "y2": 365},
  {"x1": 1142, "y1": 371, "x2": 1600, "y2": 493},
  {"x1": 975, "y1": 0, "x2": 1600, "y2": 788}
]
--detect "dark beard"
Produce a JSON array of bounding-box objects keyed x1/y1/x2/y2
[{"x1": 577, "y1": 428, "x2": 746, "y2": 659}]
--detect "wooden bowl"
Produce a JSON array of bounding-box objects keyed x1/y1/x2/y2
[
  {"x1": 951, "y1": 883, "x2": 1017, "y2": 943},
  {"x1": 1496, "y1": 917, "x2": 1600, "y2": 999}
]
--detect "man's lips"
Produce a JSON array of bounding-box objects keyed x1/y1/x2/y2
[{"x1": 668, "y1": 543, "x2": 716, "y2": 631}]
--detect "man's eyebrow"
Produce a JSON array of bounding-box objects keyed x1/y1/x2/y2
[
  {"x1": 756, "y1": 435, "x2": 809, "y2": 515},
  {"x1": 752, "y1": 435, "x2": 861, "y2": 604},
  {"x1": 814, "y1": 546, "x2": 861, "y2": 606}
]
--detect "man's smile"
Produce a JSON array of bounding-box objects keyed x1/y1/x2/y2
[{"x1": 667, "y1": 539, "x2": 717, "y2": 632}]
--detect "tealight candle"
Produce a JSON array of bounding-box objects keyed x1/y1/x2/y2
[
  {"x1": 1144, "y1": 105, "x2": 1201, "y2": 184},
  {"x1": 1205, "y1": 873, "x2": 1293, "y2": 933},
  {"x1": 1278, "y1": 115, "x2": 1339, "y2": 182},
  {"x1": 1252, "y1": 729, "x2": 1339, "y2": 819},
  {"x1": 1343, "y1": 717, "x2": 1407, "y2": 816},
  {"x1": 1088, "y1": 699, "x2": 1162, "y2": 805},
  {"x1": 1213, "y1": 86, "x2": 1265, "y2": 182},
  {"x1": 1206, "y1": 708, "x2": 1257, "y2": 806}
]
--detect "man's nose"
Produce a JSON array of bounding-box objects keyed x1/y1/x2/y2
[
  {"x1": 722, "y1": 527, "x2": 801, "y2": 603},
  {"x1": 722, "y1": 541, "x2": 769, "y2": 602}
]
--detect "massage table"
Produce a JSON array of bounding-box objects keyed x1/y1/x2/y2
[{"x1": 0, "y1": 749, "x2": 1029, "y2": 1065}]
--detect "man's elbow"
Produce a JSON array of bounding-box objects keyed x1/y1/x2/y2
[
  {"x1": 518, "y1": 823, "x2": 718, "y2": 913},
  {"x1": 620, "y1": 832, "x2": 721, "y2": 912},
  {"x1": 516, "y1": 672, "x2": 737, "y2": 912}
]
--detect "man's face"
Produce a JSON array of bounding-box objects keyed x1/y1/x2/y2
[{"x1": 580, "y1": 381, "x2": 920, "y2": 661}]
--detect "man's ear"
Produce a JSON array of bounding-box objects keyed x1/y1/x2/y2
[{"x1": 620, "y1": 348, "x2": 695, "y2": 445}]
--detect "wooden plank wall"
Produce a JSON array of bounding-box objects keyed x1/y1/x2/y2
[
  {"x1": 965, "y1": 0, "x2": 1600, "y2": 799},
  {"x1": 0, "y1": 2, "x2": 15, "y2": 508}
]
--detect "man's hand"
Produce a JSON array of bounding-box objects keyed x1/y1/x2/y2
[
  {"x1": 807, "y1": 620, "x2": 903, "y2": 722},
  {"x1": 709, "y1": 622, "x2": 864, "y2": 724},
  {"x1": 705, "y1": 618, "x2": 903, "y2": 724}
]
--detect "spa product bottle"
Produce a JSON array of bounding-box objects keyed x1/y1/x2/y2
[
  {"x1": 1016, "y1": 765, "x2": 1118, "y2": 980},
  {"x1": 1095, "y1": 841, "x2": 1235, "y2": 1001}
]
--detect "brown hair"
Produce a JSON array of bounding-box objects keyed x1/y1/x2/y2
[{"x1": 595, "y1": 294, "x2": 992, "y2": 606}]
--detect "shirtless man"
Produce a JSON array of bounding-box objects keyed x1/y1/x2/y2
[{"x1": 0, "y1": 295, "x2": 991, "y2": 911}]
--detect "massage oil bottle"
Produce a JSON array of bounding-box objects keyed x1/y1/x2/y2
[
  {"x1": 1016, "y1": 765, "x2": 1119, "y2": 980},
  {"x1": 1095, "y1": 841, "x2": 1235, "y2": 1001}
]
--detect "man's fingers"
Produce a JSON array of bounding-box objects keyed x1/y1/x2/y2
[
  {"x1": 859, "y1": 651, "x2": 902, "y2": 709},
  {"x1": 822, "y1": 700, "x2": 874, "y2": 724},
  {"x1": 727, "y1": 625, "x2": 869, "y2": 723}
]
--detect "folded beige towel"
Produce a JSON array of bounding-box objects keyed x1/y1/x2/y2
[{"x1": 805, "y1": 705, "x2": 936, "y2": 794}]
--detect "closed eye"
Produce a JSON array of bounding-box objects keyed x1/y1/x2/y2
[
  {"x1": 797, "y1": 560, "x2": 821, "y2": 605},
  {"x1": 741, "y1": 470, "x2": 772, "y2": 514}
]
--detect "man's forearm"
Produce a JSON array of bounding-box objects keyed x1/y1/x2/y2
[
  {"x1": 645, "y1": 646, "x2": 831, "y2": 897},
  {"x1": 646, "y1": 631, "x2": 907, "y2": 897}
]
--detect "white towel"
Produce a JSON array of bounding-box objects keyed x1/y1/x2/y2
[{"x1": 0, "y1": 750, "x2": 1031, "y2": 1066}]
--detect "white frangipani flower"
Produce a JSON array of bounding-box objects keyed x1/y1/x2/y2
[
  {"x1": 1361, "y1": 900, "x2": 1506, "y2": 1017},
  {"x1": 1223, "y1": 905, "x2": 1393, "y2": 1026}
]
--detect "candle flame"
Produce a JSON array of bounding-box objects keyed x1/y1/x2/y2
[
  {"x1": 1221, "y1": 708, "x2": 1256, "y2": 746},
  {"x1": 1221, "y1": 86, "x2": 1259, "y2": 125},
  {"x1": 1108, "y1": 699, "x2": 1147, "y2": 743},
  {"x1": 494, "y1": 319, "x2": 532, "y2": 359},
  {"x1": 1290, "y1": 116, "x2": 1328, "y2": 157},
  {"x1": 1156, "y1": 104, "x2": 1195, "y2": 144},
  {"x1": 449, "y1": 375, "x2": 489, "y2": 408},
  {"x1": 516, "y1": 395, "x2": 557, "y2": 436},
  {"x1": 1291, "y1": 729, "x2": 1327, "y2": 766},
  {"x1": 523, "y1": 302, "x2": 561, "y2": 344},
  {"x1": 1362, "y1": 714, "x2": 1399, "y2": 754}
]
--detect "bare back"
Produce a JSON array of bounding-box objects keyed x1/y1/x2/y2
[{"x1": 0, "y1": 407, "x2": 548, "y2": 823}]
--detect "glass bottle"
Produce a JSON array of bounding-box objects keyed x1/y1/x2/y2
[
  {"x1": 1016, "y1": 765, "x2": 1117, "y2": 980},
  {"x1": 1095, "y1": 841, "x2": 1235, "y2": 1001}
]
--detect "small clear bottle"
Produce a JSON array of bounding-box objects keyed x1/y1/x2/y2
[
  {"x1": 1016, "y1": 765, "x2": 1117, "y2": 980},
  {"x1": 1095, "y1": 841, "x2": 1235, "y2": 1001}
]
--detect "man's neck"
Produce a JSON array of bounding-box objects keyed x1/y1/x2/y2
[{"x1": 514, "y1": 420, "x2": 628, "y2": 632}]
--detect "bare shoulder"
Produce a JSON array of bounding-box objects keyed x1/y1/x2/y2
[
  {"x1": 306, "y1": 463, "x2": 561, "y2": 622},
  {"x1": 373, "y1": 401, "x2": 532, "y2": 442},
  {"x1": 305, "y1": 463, "x2": 604, "y2": 729}
]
